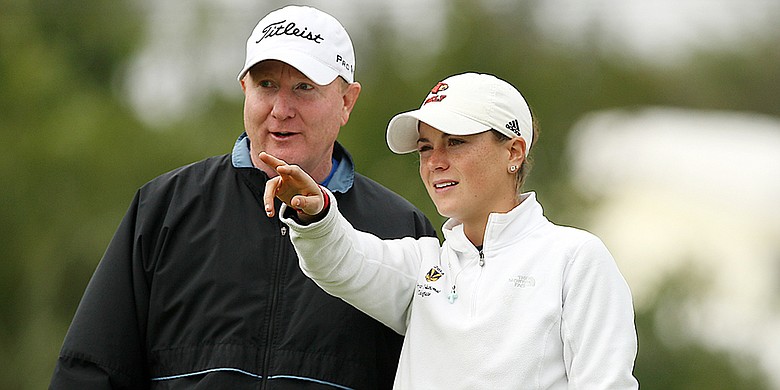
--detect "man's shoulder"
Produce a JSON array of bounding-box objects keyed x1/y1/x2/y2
[
  {"x1": 341, "y1": 172, "x2": 437, "y2": 239},
  {"x1": 138, "y1": 154, "x2": 233, "y2": 196},
  {"x1": 336, "y1": 173, "x2": 436, "y2": 239},
  {"x1": 349, "y1": 172, "x2": 419, "y2": 211},
  {"x1": 145, "y1": 154, "x2": 231, "y2": 184}
]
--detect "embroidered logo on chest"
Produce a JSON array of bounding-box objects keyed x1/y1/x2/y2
[
  {"x1": 416, "y1": 266, "x2": 445, "y2": 298},
  {"x1": 509, "y1": 275, "x2": 536, "y2": 288},
  {"x1": 425, "y1": 265, "x2": 444, "y2": 282}
]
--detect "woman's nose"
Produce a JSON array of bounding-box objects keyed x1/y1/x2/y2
[{"x1": 426, "y1": 148, "x2": 448, "y2": 171}]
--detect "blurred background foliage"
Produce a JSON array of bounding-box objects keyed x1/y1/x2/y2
[{"x1": 1, "y1": 0, "x2": 778, "y2": 388}]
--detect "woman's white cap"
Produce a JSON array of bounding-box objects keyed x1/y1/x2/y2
[
  {"x1": 237, "y1": 5, "x2": 355, "y2": 85},
  {"x1": 386, "y1": 73, "x2": 532, "y2": 154}
]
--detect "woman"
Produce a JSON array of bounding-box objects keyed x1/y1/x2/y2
[{"x1": 261, "y1": 72, "x2": 638, "y2": 389}]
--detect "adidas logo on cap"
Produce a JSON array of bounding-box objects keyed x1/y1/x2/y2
[{"x1": 505, "y1": 119, "x2": 521, "y2": 137}]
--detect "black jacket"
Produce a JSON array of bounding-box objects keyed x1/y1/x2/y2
[{"x1": 51, "y1": 146, "x2": 436, "y2": 389}]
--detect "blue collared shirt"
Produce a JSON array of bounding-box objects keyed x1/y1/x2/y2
[{"x1": 231, "y1": 133, "x2": 354, "y2": 193}]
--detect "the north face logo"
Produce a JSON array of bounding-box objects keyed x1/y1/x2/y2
[{"x1": 505, "y1": 119, "x2": 521, "y2": 136}]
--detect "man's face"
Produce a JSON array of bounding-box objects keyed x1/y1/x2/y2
[{"x1": 241, "y1": 60, "x2": 360, "y2": 182}]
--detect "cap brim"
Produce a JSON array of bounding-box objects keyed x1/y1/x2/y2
[
  {"x1": 237, "y1": 48, "x2": 340, "y2": 85},
  {"x1": 386, "y1": 106, "x2": 491, "y2": 154}
]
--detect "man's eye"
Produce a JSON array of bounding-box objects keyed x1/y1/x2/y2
[
  {"x1": 297, "y1": 83, "x2": 314, "y2": 91},
  {"x1": 448, "y1": 138, "x2": 465, "y2": 146},
  {"x1": 417, "y1": 145, "x2": 432, "y2": 153},
  {"x1": 259, "y1": 80, "x2": 274, "y2": 88}
]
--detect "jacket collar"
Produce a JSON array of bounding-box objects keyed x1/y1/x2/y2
[
  {"x1": 442, "y1": 192, "x2": 548, "y2": 254},
  {"x1": 231, "y1": 132, "x2": 354, "y2": 193}
]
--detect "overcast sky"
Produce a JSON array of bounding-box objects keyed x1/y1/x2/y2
[{"x1": 125, "y1": 0, "x2": 780, "y2": 125}]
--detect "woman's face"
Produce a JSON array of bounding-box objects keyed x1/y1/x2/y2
[{"x1": 416, "y1": 122, "x2": 522, "y2": 227}]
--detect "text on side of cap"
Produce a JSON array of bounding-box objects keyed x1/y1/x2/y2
[{"x1": 336, "y1": 55, "x2": 353, "y2": 75}]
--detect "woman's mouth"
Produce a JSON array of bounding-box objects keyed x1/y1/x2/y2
[{"x1": 433, "y1": 181, "x2": 458, "y2": 190}]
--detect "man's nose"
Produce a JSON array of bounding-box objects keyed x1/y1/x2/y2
[{"x1": 271, "y1": 89, "x2": 296, "y2": 119}]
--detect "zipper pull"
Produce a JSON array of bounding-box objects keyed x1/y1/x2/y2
[
  {"x1": 280, "y1": 226, "x2": 288, "y2": 236},
  {"x1": 478, "y1": 250, "x2": 485, "y2": 267},
  {"x1": 448, "y1": 285, "x2": 458, "y2": 304}
]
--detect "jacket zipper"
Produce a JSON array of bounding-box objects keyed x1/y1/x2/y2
[
  {"x1": 472, "y1": 250, "x2": 486, "y2": 315},
  {"x1": 260, "y1": 223, "x2": 288, "y2": 388}
]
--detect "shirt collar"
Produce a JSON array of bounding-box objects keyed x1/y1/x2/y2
[
  {"x1": 442, "y1": 192, "x2": 547, "y2": 253},
  {"x1": 231, "y1": 132, "x2": 354, "y2": 193}
]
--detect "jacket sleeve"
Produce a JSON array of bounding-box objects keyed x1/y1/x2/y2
[
  {"x1": 282, "y1": 195, "x2": 437, "y2": 335},
  {"x1": 560, "y1": 237, "x2": 639, "y2": 389},
  {"x1": 50, "y1": 191, "x2": 150, "y2": 389}
]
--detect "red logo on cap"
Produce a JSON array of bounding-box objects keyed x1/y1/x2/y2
[
  {"x1": 424, "y1": 95, "x2": 446, "y2": 105},
  {"x1": 430, "y1": 82, "x2": 448, "y2": 94},
  {"x1": 423, "y1": 82, "x2": 448, "y2": 105}
]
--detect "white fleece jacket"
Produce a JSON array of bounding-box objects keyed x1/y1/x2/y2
[{"x1": 282, "y1": 192, "x2": 638, "y2": 389}]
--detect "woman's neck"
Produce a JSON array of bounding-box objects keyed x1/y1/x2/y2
[
  {"x1": 460, "y1": 198, "x2": 522, "y2": 247},
  {"x1": 462, "y1": 219, "x2": 487, "y2": 247}
]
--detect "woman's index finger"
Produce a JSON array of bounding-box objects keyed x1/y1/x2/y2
[{"x1": 258, "y1": 152, "x2": 288, "y2": 169}]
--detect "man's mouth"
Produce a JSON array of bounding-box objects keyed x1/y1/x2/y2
[{"x1": 271, "y1": 131, "x2": 297, "y2": 139}]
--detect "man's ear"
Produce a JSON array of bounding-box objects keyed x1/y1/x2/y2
[{"x1": 340, "y1": 81, "x2": 362, "y2": 126}]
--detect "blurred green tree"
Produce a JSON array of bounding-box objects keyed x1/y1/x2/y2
[
  {"x1": 0, "y1": 1, "x2": 237, "y2": 388},
  {"x1": 633, "y1": 269, "x2": 771, "y2": 389}
]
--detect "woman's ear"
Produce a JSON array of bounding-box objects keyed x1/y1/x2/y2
[{"x1": 508, "y1": 137, "x2": 527, "y2": 166}]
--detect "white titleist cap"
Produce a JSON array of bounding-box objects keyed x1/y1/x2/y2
[
  {"x1": 386, "y1": 72, "x2": 533, "y2": 154},
  {"x1": 237, "y1": 5, "x2": 355, "y2": 85}
]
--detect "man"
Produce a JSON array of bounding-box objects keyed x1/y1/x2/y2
[{"x1": 50, "y1": 6, "x2": 436, "y2": 389}]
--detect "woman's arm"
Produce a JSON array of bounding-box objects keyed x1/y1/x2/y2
[
  {"x1": 260, "y1": 151, "x2": 437, "y2": 334},
  {"x1": 282, "y1": 193, "x2": 438, "y2": 334},
  {"x1": 561, "y1": 237, "x2": 639, "y2": 388}
]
